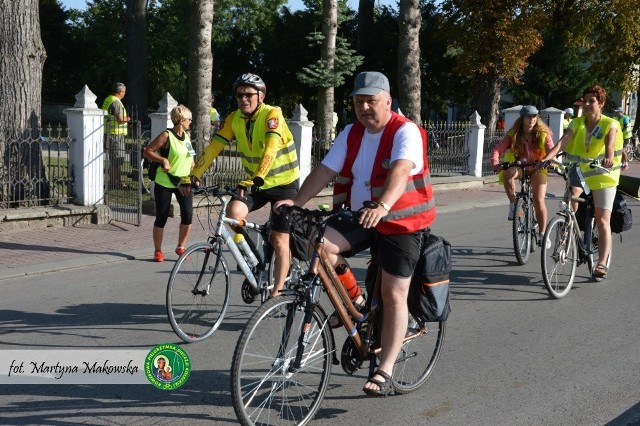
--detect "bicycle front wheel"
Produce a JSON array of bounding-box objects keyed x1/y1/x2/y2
[
  {"x1": 541, "y1": 215, "x2": 577, "y2": 298},
  {"x1": 512, "y1": 195, "x2": 532, "y2": 265},
  {"x1": 166, "y1": 242, "x2": 230, "y2": 343},
  {"x1": 393, "y1": 316, "x2": 446, "y2": 394},
  {"x1": 231, "y1": 295, "x2": 333, "y2": 426}
]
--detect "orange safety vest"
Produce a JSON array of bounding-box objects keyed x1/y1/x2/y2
[{"x1": 333, "y1": 112, "x2": 436, "y2": 235}]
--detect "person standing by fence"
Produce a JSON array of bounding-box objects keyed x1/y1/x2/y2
[{"x1": 102, "y1": 82, "x2": 131, "y2": 190}]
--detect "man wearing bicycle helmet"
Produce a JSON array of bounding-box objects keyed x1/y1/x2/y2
[
  {"x1": 276, "y1": 71, "x2": 435, "y2": 397},
  {"x1": 191, "y1": 73, "x2": 300, "y2": 297}
]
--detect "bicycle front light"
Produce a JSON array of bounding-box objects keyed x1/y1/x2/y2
[{"x1": 559, "y1": 201, "x2": 568, "y2": 210}]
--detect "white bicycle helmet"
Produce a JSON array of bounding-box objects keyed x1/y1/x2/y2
[{"x1": 233, "y1": 73, "x2": 267, "y2": 93}]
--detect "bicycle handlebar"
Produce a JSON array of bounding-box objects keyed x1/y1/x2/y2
[
  {"x1": 546, "y1": 152, "x2": 612, "y2": 180},
  {"x1": 500, "y1": 160, "x2": 542, "y2": 170}
]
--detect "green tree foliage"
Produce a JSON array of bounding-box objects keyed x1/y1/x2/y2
[
  {"x1": 38, "y1": 0, "x2": 638, "y2": 130},
  {"x1": 40, "y1": 0, "x2": 79, "y2": 104},
  {"x1": 297, "y1": 32, "x2": 363, "y2": 88}
]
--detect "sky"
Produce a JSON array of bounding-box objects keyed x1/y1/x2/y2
[{"x1": 59, "y1": 0, "x2": 399, "y2": 12}]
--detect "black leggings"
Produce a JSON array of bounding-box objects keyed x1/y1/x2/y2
[{"x1": 153, "y1": 183, "x2": 193, "y2": 228}]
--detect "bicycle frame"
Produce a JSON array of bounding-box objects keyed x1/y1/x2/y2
[
  {"x1": 542, "y1": 156, "x2": 610, "y2": 297},
  {"x1": 552, "y1": 166, "x2": 597, "y2": 266},
  {"x1": 196, "y1": 186, "x2": 273, "y2": 294},
  {"x1": 284, "y1": 207, "x2": 425, "y2": 368},
  {"x1": 502, "y1": 161, "x2": 540, "y2": 263}
]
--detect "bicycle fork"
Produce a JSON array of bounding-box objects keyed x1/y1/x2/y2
[{"x1": 290, "y1": 273, "x2": 323, "y2": 373}]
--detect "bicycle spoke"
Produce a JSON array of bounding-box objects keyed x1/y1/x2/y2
[
  {"x1": 232, "y1": 296, "x2": 332, "y2": 426},
  {"x1": 166, "y1": 243, "x2": 230, "y2": 342}
]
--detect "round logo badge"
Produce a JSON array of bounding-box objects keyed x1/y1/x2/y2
[
  {"x1": 144, "y1": 343, "x2": 191, "y2": 390},
  {"x1": 381, "y1": 159, "x2": 391, "y2": 169}
]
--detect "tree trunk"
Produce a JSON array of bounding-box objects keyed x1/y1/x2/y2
[
  {"x1": 317, "y1": 0, "x2": 337, "y2": 146},
  {"x1": 356, "y1": 0, "x2": 375, "y2": 70},
  {"x1": 126, "y1": 0, "x2": 149, "y2": 127},
  {"x1": 397, "y1": 0, "x2": 421, "y2": 124},
  {"x1": 471, "y1": 71, "x2": 501, "y2": 131},
  {"x1": 0, "y1": 0, "x2": 47, "y2": 205},
  {"x1": 187, "y1": 0, "x2": 213, "y2": 153}
]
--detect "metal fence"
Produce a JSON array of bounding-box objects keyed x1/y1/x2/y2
[
  {"x1": 482, "y1": 129, "x2": 506, "y2": 176},
  {"x1": 311, "y1": 121, "x2": 472, "y2": 180},
  {"x1": 103, "y1": 119, "x2": 148, "y2": 225},
  {"x1": 1, "y1": 118, "x2": 490, "y2": 213},
  {"x1": 0, "y1": 124, "x2": 73, "y2": 209},
  {"x1": 198, "y1": 140, "x2": 246, "y2": 188},
  {"x1": 423, "y1": 121, "x2": 470, "y2": 176}
]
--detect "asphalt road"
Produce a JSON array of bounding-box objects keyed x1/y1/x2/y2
[{"x1": 1, "y1": 196, "x2": 639, "y2": 426}]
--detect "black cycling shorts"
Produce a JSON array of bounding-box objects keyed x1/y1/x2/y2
[
  {"x1": 239, "y1": 180, "x2": 299, "y2": 233},
  {"x1": 328, "y1": 214, "x2": 425, "y2": 278}
]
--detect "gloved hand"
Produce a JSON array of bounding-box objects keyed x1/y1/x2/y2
[
  {"x1": 238, "y1": 177, "x2": 265, "y2": 191},
  {"x1": 238, "y1": 179, "x2": 254, "y2": 189}
]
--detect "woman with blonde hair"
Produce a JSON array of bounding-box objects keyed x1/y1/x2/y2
[
  {"x1": 143, "y1": 105, "x2": 196, "y2": 262},
  {"x1": 491, "y1": 105, "x2": 555, "y2": 242}
]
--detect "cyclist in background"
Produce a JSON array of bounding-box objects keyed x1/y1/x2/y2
[
  {"x1": 191, "y1": 73, "x2": 300, "y2": 297},
  {"x1": 614, "y1": 107, "x2": 631, "y2": 170},
  {"x1": 542, "y1": 85, "x2": 623, "y2": 278},
  {"x1": 490, "y1": 105, "x2": 554, "y2": 241}
]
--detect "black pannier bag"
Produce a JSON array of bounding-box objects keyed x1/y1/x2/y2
[
  {"x1": 610, "y1": 190, "x2": 632, "y2": 233},
  {"x1": 408, "y1": 233, "x2": 452, "y2": 322}
]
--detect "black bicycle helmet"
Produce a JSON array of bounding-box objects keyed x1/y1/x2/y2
[{"x1": 233, "y1": 73, "x2": 267, "y2": 93}]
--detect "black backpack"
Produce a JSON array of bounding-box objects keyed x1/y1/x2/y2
[{"x1": 142, "y1": 143, "x2": 169, "y2": 181}]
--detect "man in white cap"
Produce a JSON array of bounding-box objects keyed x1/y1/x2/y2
[
  {"x1": 276, "y1": 71, "x2": 436, "y2": 397},
  {"x1": 614, "y1": 107, "x2": 631, "y2": 169}
]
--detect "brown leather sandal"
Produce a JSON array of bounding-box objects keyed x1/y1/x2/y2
[
  {"x1": 593, "y1": 264, "x2": 608, "y2": 278},
  {"x1": 363, "y1": 369, "x2": 395, "y2": 397}
]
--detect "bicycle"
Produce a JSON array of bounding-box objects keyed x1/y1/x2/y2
[
  {"x1": 230, "y1": 203, "x2": 445, "y2": 426},
  {"x1": 501, "y1": 160, "x2": 541, "y2": 265},
  {"x1": 540, "y1": 155, "x2": 612, "y2": 299},
  {"x1": 166, "y1": 185, "x2": 305, "y2": 343}
]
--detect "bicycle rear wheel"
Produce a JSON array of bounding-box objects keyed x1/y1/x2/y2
[
  {"x1": 166, "y1": 242, "x2": 230, "y2": 343},
  {"x1": 512, "y1": 196, "x2": 532, "y2": 265},
  {"x1": 541, "y1": 215, "x2": 577, "y2": 298},
  {"x1": 231, "y1": 295, "x2": 332, "y2": 426},
  {"x1": 586, "y1": 217, "x2": 612, "y2": 281},
  {"x1": 392, "y1": 316, "x2": 445, "y2": 394}
]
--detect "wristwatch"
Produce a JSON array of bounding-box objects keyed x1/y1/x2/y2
[{"x1": 377, "y1": 201, "x2": 391, "y2": 211}]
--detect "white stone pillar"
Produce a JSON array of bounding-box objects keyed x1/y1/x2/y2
[
  {"x1": 287, "y1": 104, "x2": 314, "y2": 184},
  {"x1": 503, "y1": 105, "x2": 523, "y2": 131},
  {"x1": 467, "y1": 111, "x2": 486, "y2": 177},
  {"x1": 63, "y1": 86, "x2": 106, "y2": 206},
  {"x1": 146, "y1": 93, "x2": 178, "y2": 201},
  {"x1": 541, "y1": 107, "x2": 563, "y2": 141},
  {"x1": 149, "y1": 93, "x2": 178, "y2": 141}
]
